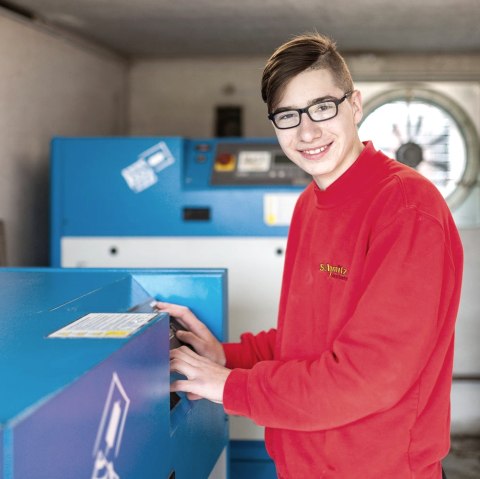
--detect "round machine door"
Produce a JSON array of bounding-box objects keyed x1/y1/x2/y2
[{"x1": 358, "y1": 85, "x2": 479, "y2": 211}]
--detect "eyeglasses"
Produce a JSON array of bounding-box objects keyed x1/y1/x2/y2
[{"x1": 268, "y1": 91, "x2": 353, "y2": 129}]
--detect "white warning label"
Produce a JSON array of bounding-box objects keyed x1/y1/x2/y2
[
  {"x1": 263, "y1": 193, "x2": 300, "y2": 226},
  {"x1": 48, "y1": 313, "x2": 158, "y2": 339}
]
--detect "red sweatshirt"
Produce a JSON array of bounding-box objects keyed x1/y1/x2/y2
[{"x1": 223, "y1": 142, "x2": 463, "y2": 479}]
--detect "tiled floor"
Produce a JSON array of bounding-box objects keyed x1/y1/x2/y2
[{"x1": 443, "y1": 436, "x2": 480, "y2": 479}]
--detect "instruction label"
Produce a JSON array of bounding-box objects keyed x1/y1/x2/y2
[{"x1": 48, "y1": 312, "x2": 158, "y2": 339}]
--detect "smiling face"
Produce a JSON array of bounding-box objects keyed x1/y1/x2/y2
[{"x1": 272, "y1": 68, "x2": 364, "y2": 190}]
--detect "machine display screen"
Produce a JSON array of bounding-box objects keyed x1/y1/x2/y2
[{"x1": 237, "y1": 151, "x2": 272, "y2": 172}]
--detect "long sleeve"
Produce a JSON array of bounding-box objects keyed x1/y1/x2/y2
[
  {"x1": 223, "y1": 328, "x2": 277, "y2": 369},
  {"x1": 223, "y1": 207, "x2": 461, "y2": 430}
]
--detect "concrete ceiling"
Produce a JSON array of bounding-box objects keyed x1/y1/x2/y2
[{"x1": 2, "y1": 0, "x2": 480, "y2": 58}]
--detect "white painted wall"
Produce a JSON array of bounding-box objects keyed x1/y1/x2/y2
[
  {"x1": 0, "y1": 11, "x2": 128, "y2": 266},
  {"x1": 128, "y1": 57, "x2": 272, "y2": 138}
]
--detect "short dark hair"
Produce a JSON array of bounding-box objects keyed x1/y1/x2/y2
[{"x1": 261, "y1": 32, "x2": 354, "y2": 112}]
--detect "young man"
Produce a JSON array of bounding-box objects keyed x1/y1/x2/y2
[{"x1": 164, "y1": 32, "x2": 463, "y2": 478}]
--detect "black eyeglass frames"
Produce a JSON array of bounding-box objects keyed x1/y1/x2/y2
[{"x1": 268, "y1": 91, "x2": 353, "y2": 129}]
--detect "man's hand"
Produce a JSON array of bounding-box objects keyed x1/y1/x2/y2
[
  {"x1": 155, "y1": 302, "x2": 226, "y2": 366},
  {"x1": 170, "y1": 346, "x2": 230, "y2": 404}
]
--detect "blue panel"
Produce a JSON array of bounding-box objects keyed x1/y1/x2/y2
[
  {"x1": 230, "y1": 441, "x2": 277, "y2": 479},
  {"x1": 134, "y1": 269, "x2": 228, "y2": 342},
  {"x1": 52, "y1": 137, "x2": 184, "y2": 236},
  {"x1": 0, "y1": 268, "x2": 124, "y2": 315},
  {"x1": 0, "y1": 274, "x2": 138, "y2": 422},
  {"x1": 0, "y1": 429, "x2": 3, "y2": 479},
  {"x1": 171, "y1": 400, "x2": 228, "y2": 477},
  {"x1": 12, "y1": 318, "x2": 170, "y2": 479},
  {"x1": 0, "y1": 268, "x2": 228, "y2": 478}
]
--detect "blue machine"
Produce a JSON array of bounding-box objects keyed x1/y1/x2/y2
[
  {"x1": 50, "y1": 137, "x2": 307, "y2": 478},
  {"x1": 50, "y1": 136, "x2": 309, "y2": 266},
  {"x1": 0, "y1": 268, "x2": 228, "y2": 479}
]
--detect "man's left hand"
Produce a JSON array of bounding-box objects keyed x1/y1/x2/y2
[{"x1": 170, "y1": 346, "x2": 231, "y2": 404}]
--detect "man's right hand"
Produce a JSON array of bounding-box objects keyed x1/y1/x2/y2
[{"x1": 154, "y1": 301, "x2": 226, "y2": 366}]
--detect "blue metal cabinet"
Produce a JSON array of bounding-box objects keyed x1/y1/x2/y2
[{"x1": 0, "y1": 268, "x2": 228, "y2": 479}]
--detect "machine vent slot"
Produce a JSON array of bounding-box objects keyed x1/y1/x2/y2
[{"x1": 183, "y1": 207, "x2": 211, "y2": 221}]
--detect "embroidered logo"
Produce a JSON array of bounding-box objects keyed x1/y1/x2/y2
[{"x1": 319, "y1": 263, "x2": 349, "y2": 281}]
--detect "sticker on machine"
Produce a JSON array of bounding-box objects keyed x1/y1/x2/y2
[
  {"x1": 263, "y1": 193, "x2": 300, "y2": 226},
  {"x1": 48, "y1": 312, "x2": 158, "y2": 338},
  {"x1": 121, "y1": 141, "x2": 176, "y2": 193},
  {"x1": 121, "y1": 158, "x2": 158, "y2": 193}
]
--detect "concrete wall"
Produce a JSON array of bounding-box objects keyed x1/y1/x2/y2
[{"x1": 0, "y1": 11, "x2": 128, "y2": 266}]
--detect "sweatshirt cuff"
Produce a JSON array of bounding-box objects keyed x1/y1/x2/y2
[
  {"x1": 222, "y1": 342, "x2": 243, "y2": 369},
  {"x1": 223, "y1": 368, "x2": 251, "y2": 417}
]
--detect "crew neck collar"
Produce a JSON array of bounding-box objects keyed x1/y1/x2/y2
[{"x1": 312, "y1": 141, "x2": 388, "y2": 208}]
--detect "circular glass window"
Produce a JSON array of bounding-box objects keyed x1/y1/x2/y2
[{"x1": 359, "y1": 86, "x2": 479, "y2": 210}]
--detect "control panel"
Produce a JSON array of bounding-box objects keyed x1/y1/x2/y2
[{"x1": 189, "y1": 141, "x2": 310, "y2": 186}]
